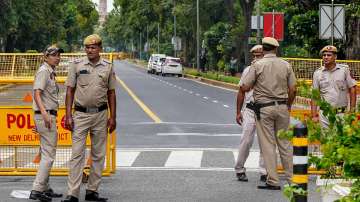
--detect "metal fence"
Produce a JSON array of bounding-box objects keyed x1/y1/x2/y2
[{"x1": 0, "y1": 53, "x2": 114, "y2": 83}]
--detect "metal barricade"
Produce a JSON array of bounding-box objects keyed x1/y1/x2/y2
[
  {"x1": 0, "y1": 53, "x2": 114, "y2": 83},
  {"x1": 0, "y1": 53, "x2": 116, "y2": 176},
  {"x1": 0, "y1": 107, "x2": 116, "y2": 176}
]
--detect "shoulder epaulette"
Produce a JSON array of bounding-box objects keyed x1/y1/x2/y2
[{"x1": 103, "y1": 59, "x2": 112, "y2": 64}]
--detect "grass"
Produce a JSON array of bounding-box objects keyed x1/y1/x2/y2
[{"x1": 184, "y1": 68, "x2": 239, "y2": 84}]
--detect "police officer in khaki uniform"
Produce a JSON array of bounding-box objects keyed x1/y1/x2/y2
[
  {"x1": 239, "y1": 37, "x2": 296, "y2": 190},
  {"x1": 235, "y1": 45, "x2": 267, "y2": 182},
  {"x1": 62, "y1": 34, "x2": 117, "y2": 202},
  {"x1": 311, "y1": 45, "x2": 356, "y2": 128},
  {"x1": 30, "y1": 45, "x2": 64, "y2": 202}
]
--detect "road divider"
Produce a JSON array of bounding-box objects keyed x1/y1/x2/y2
[{"x1": 116, "y1": 76, "x2": 162, "y2": 123}]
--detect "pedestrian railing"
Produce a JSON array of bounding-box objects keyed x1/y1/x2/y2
[
  {"x1": 0, "y1": 53, "x2": 114, "y2": 83},
  {"x1": 0, "y1": 106, "x2": 116, "y2": 176}
]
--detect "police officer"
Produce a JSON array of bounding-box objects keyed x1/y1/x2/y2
[
  {"x1": 311, "y1": 45, "x2": 356, "y2": 128},
  {"x1": 238, "y1": 37, "x2": 296, "y2": 190},
  {"x1": 62, "y1": 34, "x2": 117, "y2": 202},
  {"x1": 30, "y1": 45, "x2": 64, "y2": 202},
  {"x1": 235, "y1": 45, "x2": 267, "y2": 182}
]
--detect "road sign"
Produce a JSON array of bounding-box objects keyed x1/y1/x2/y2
[
  {"x1": 319, "y1": 4, "x2": 345, "y2": 40},
  {"x1": 251, "y1": 16, "x2": 263, "y2": 29},
  {"x1": 263, "y1": 12, "x2": 284, "y2": 41},
  {"x1": 171, "y1": 36, "x2": 182, "y2": 51}
]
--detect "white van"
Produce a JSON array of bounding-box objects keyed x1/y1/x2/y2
[
  {"x1": 147, "y1": 54, "x2": 166, "y2": 74},
  {"x1": 161, "y1": 57, "x2": 183, "y2": 77}
]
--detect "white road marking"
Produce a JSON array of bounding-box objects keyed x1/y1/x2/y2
[
  {"x1": 196, "y1": 93, "x2": 200, "y2": 96},
  {"x1": 203, "y1": 96, "x2": 209, "y2": 99},
  {"x1": 189, "y1": 91, "x2": 193, "y2": 94},
  {"x1": 165, "y1": 151, "x2": 203, "y2": 168},
  {"x1": 212, "y1": 100, "x2": 218, "y2": 103},
  {"x1": 127, "y1": 122, "x2": 238, "y2": 126},
  {"x1": 117, "y1": 151, "x2": 140, "y2": 167},
  {"x1": 157, "y1": 133, "x2": 242, "y2": 137},
  {"x1": 223, "y1": 105, "x2": 229, "y2": 108},
  {"x1": 233, "y1": 151, "x2": 260, "y2": 169}
]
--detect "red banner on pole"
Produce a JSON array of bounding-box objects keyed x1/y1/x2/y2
[{"x1": 263, "y1": 12, "x2": 284, "y2": 41}]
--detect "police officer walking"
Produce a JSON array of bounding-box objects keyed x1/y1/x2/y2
[
  {"x1": 238, "y1": 37, "x2": 297, "y2": 190},
  {"x1": 62, "y1": 34, "x2": 117, "y2": 202},
  {"x1": 311, "y1": 45, "x2": 356, "y2": 127},
  {"x1": 235, "y1": 45, "x2": 267, "y2": 182},
  {"x1": 30, "y1": 45, "x2": 64, "y2": 202}
]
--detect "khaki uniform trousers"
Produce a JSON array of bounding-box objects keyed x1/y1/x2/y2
[
  {"x1": 235, "y1": 108, "x2": 266, "y2": 175},
  {"x1": 256, "y1": 104, "x2": 293, "y2": 186},
  {"x1": 67, "y1": 110, "x2": 108, "y2": 198},
  {"x1": 32, "y1": 113, "x2": 58, "y2": 191}
]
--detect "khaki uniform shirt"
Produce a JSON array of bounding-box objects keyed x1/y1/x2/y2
[
  {"x1": 33, "y1": 62, "x2": 59, "y2": 111},
  {"x1": 313, "y1": 64, "x2": 356, "y2": 107},
  {"x1": 65, "y1": 57, "x2": 117, "y2": 107},
  {"x1": 239, "y1": 66, "x2": 254, "y2": 104},
  {"x1": 241, "y1": 53, "x2": 296, "y2": 103}
]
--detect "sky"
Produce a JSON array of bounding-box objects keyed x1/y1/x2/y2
[{"x1": 91, "y1": 0, "x2": 114, "y2": 13}]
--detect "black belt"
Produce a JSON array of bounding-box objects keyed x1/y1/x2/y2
[
  {"x1": 74, "y1": 104, "x2": 108, "y2": 113},
  {"x1": 34, "y1": 110, "x2": 57, "y2": 116},
  {"x1": 256, "y1": 100, "x2": 287, "y2": 108}
]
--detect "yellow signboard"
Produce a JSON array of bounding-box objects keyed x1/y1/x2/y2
[{"x1": 0, "y1": 107, "x2": 89, "y2": 145}]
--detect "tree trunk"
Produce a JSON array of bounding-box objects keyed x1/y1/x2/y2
[
  {"x1": 239, "y1": 0, "x2": 256, "y2": 66},
  {"x1": 346, "y1": 16, "x2": 360, "y2": 60}
]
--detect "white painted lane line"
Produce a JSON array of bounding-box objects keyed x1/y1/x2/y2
[
  {"x1": 189, "y1": 91, "x2": 193, "y2": 94},
  {"x1": 213, "y1": 100, "x2": 218, "y2": 103},
  {"x1": 233, "y1": 151, "x2": 260, "y2": 169},
  {"x1": 223, "y1": 105, "x2": 229, "y2": 108},
  {"x1": 157, "y1": 133, "x2": 242, "y2": 137},
  {"x1": 165, "y1": 151, "x2": 203, "y2": 168},
  {"x1": 203, "y1": 96, "x2": 209, "y2": 99},
  {"x1": 196, "y1": 93, "x2": 200, "y2": 96},
  {"x1": 117, "y1": 151, "x2": 140, "y2": 167}
]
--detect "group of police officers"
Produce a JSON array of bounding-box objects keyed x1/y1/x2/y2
[
  {"x1": 30, "y1": 34, "x2": 116, "y2": 202},
  {"x1": 235, "y1": 37, "x2": 356, "y2": 190},
  {"x1": 29, "y1": 33, "x2": 356, "y2": 201}
]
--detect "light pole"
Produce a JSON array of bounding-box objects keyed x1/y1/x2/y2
[
  {"x1": 196, "y1": 0, "x2": 200, "y2": 71},
  {"x1": 174, "y1": 0, "x2": 177, "y2": 57},
  {"x1": 256, "y1": 0, "x2": 261, "y2": 44},
  {"x1": 158, "y1": 23, "x2": 160, "y2": 53}
]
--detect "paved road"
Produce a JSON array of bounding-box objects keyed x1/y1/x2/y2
[
  {"x1": 0, "y1": 60, "x2": 321, "y2": 202},
  {"x1": 115, "y1": 61, "x2": 245, "y2": 149}
]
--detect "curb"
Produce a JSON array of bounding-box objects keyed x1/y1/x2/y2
[{"x1": 0, "y1": 84, "x2": 16, "y2": 92}]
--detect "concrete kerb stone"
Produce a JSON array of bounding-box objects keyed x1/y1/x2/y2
[{"x1": 125, "y1": 59, "x2": 240, "y2": 91}]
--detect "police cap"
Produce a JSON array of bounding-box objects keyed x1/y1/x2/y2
[
  {"x1": 262, "y1": 37, "x2": 279, "y2": 47},
  {"x1": 84, "y1": 34, "x2": 102, "y2": 46},
  {"x1": 320, "y1": 45, "x2": 337, "y2": 54},
  {"x1": 250, "y1": 45, "x2": 263, "y2": 53},
  {"x1": 43, "y1": 44, "x2": 64, "y2": 56}
]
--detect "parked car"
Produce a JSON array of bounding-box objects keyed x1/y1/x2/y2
[
  {"x1": 147, "y1": 54, "x2": 165, "y2": 74},
  {"x1": 155, "y1": 56, "x2": 166, "y2": 75},
  {"x1": 161, "y1": 57, "x2": 183, "y2": 77}
]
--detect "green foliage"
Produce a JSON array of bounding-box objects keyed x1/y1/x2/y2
[
  {"x1": 279, "y1": 82, "x2": 360, "y2": 201},
  {"x1": 283, "y1": 184, "x2": 308, "y2": 202},
  {"x1": 184, "y1": 68, "x2": 240, "y2": 84},
  {"x1": 0, "y1": 0, "x2": 98, "y2": 52}
]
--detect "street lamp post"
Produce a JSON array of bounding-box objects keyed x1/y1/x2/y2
[
  {"x1": 174, "y1": 0, "x2": 177, "y2": 57},
  {"x1": 196, "y1": 0, "x2": 200, "y2": 71}
]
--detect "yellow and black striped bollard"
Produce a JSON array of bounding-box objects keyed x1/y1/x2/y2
[{"x1": 292, "y1": 123, "x2": 308, "y2": 202}]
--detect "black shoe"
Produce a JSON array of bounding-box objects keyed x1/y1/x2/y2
[
  {"x1": 236, "y1": 172, "x2": 248, "y2": 182},
  {"x1": 44, "y1": 188, "x2": 63, "y2": 198},
  {"x1": 85, "y1": 190, "x2": 108, "y2": 202},
  {"x1": 61, "y1": 195, "x2": 79, "y2": 202},
  {"x1": 29, "y1": 190, "x2": 52, "y2": 202},
  {"x1": 260, "y1": 174, "x2": 267, "y2": 182},
  {"x1": 257, "y1": 183, "x2": 281, "y2": 190}
]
